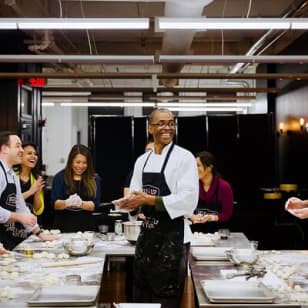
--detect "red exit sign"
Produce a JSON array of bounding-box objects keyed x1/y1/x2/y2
[
  {"x1": 28, "y1": 78, "x2": 47, "y2": 87},
  {"x1": 18, "y1": 78, "x2": 47, "y2": 87}
]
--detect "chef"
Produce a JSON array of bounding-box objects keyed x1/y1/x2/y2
[
  {"x1": 0, "y1": 131, "x2": 55, "y2": 250},
  {"x1": 115, "y1": 109, "x2": 198, "y2": 308}
]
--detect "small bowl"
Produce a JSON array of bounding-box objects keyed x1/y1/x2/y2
[
  {"x1": 63, "y1": 238, "x2": 94, "y2": 257},
  {"x1": 226, "y1": 248, "x2": 258, "y2": 266}
]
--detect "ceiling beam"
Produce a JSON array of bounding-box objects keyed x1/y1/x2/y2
[
  {"x1": 43, "y1": 87, "x2": 280, "y2": 93},
  {"x1": 87, "y1": 95, "x2": 256, "y2": 101},
  {"x1": 4, "y1": 72, "x2": 308, "y2": 80}
]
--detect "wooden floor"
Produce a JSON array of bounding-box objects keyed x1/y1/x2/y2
[{"x1": 99, "y1": 261, "x2": 196, "y2": 308}]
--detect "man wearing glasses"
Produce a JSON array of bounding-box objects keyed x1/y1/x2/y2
[{"x1": 115, "y1": 109, "x2": 198, "y2": 308}]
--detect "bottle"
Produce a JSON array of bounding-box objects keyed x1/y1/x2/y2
[{"x1": 114, "y1": 220, "x2": 123, "y2": 235}]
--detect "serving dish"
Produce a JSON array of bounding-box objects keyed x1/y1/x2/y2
[{"x1": 201, "y1": 280, "x2": 275, "y2": 303}]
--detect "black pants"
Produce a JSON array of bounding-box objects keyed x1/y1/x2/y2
[{"x1": 133, "y1": 242, "x2": 190, "y2": 308}]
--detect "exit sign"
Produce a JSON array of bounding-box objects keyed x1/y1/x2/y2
[{"x1": 28, "y1": 78, "x2": 47, "y2": 87}]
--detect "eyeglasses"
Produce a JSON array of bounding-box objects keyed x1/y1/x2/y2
[{"x1": 150, "y1": 121, "x2": 177, "y2": 128}]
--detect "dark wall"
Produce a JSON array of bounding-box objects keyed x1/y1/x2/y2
[
  {"x1": 90, "y1": 114, "x2": 276, "y2": 204},
  {"x1": 0, "y1": 30, "x2": 42, "y2": 149},
  {"x1": 91, "y1": 116, "x2": 133, "y2": 202}
]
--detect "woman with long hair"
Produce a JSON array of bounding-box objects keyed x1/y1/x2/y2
[
  {"x1": 15, "y1": 143, "x2": 45, "y2": 217},
  {"x1": 190, "y1": 151, "x2": 234, "y2": 233},
  {"x1": 50, "y1": 144, "x2": 101, "y2": 232}
]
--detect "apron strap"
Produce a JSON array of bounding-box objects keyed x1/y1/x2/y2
[
  {"x1": 142, "y1": 150, "x2": 153, "y2": 171},
  {"x1": 160, "y1": 142, "x2": 175, "y2": 174},
  {"x1": 0, "y1": 161, "x2": 9, "y2": 184}
]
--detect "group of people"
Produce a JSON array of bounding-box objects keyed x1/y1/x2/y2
[
  {"x1": 0, "y1": 132, "x2": 101, "y2": 252},
  {"x1": 1, "y1": 108, "x2": 306, "y2": 308}
]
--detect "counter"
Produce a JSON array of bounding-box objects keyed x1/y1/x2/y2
[
  {"x1": 190, "y1": 247, "x2": 308, "y2": 307},
  {"x1": 2, "y1": 231, "x2": 308, "y2": 307}
]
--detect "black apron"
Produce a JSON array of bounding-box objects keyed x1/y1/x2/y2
[
  {"x1": 0, "y1": 162, "x2": 28, "y2": 250},
  {"x1": 134, "y1": 143, "x2": 185, "y2": 301},
  {"x1": 53, "y1": 179, "x2": 95, "y2": 232},
  {"x1": 191, "y1": 178, "x2": 226, "y2": 233}
]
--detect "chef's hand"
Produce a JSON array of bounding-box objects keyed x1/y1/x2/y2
[
  {"x1": 288, "y1": 207, "x2": 308, "y2": 219},
  {"x1": 285, "y1": 197, "x2": 306, "y2": 211},
  {"x1": 114, "y1": 191, "x2": 155, "y2": 211},
  {"x1": 10, "y1": 212, "x2": 37, "y2": 227},
  {"x1": 38, "y1": 233, "x2": 59, "y2": 242},
  {"x1": 31, "y1": 228, "x2": 59, "y2": 241}
]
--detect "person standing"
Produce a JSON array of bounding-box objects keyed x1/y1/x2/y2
[
  {"x1": 115, "y1": 109, "x2": 199, "y2": 308},
  {"x1": 0, "y1": 131, "x2": 55, "y2": 250},
  {"x1": 51, "y1": 144, "x2": 101, "y2": 232},
  {"x1": 190, "y1": 151, "x2": 234, "y2": 233},
  {"x1": 15, "y1": 143, "x2": 45, "y2": 217}
]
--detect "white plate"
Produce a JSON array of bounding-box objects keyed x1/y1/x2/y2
[
  {"x1": 201, "y1": 280, "x2": 275, "y2": 303},
  {"x1": 191, "y1": 247, "x2": 231, "y2": 260}
]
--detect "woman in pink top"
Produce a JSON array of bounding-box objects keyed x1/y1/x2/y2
[{"x1": 190, "y1": 151, "x2": 234, "y2": 233}]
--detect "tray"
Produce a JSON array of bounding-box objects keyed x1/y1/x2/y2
[
  {"x1": 191, "y1": 235, "x2": 216, "y2": 247},
  {"x1": 191, "y1": 247, "x2": 231, "y2": 260},
  {"x1": 191, "y1": 239, "x2": 215, "y2": 247},
  {"x1": 27, "y1": 285, "x2": 99, "y2": 306},
  {"x1": 201, "y1": 280, "x2": 275, "y2": 303}
]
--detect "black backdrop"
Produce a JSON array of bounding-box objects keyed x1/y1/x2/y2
[{"x1": 90, "y1": 113, "x2": 276, "y2": 203}]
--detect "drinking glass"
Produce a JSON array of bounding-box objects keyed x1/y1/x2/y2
[
  {"x1": 99, "y1": 225, "x2": 109, "y2": 235},
  {"x1": 218, "y1": 228, "x2": 230, "y2": 240}
]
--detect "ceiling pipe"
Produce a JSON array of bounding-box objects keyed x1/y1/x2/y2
[
  {"x1": 229, "y1": 0, "x2": 308, "y2": 74},
  {"x1": 160, "y1": 0, "x2": 213, "y2": 87}
]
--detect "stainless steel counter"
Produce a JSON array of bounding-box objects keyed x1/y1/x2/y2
[
  {"x1": 0, "y1": 232, "x2": 137, "y2": 307},
  {"x1": 190, "y1": 241, "x2": 308, "y2": 307}
]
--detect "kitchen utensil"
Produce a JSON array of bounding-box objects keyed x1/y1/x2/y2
[
  {"x1": 123, "y1": 221, "x2": 142, "y2": 244},
  {"x1": 63, "y1": 238, "x2": 94, "y2": 257},
  {"x1": 41, "y1": 259, "x2": 100, "y2": 268}
]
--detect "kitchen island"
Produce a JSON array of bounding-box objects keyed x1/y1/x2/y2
[{"x1": 1, "y1": 232, "x2": 308, "y2": 307}]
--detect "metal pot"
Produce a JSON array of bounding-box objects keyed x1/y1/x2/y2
[
  {"x1": 123, "y1": 221, "x2": 142, "y2": 244},
  {"x1": 63, "y1": 238, "x2": 94, "y2": 257}
]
